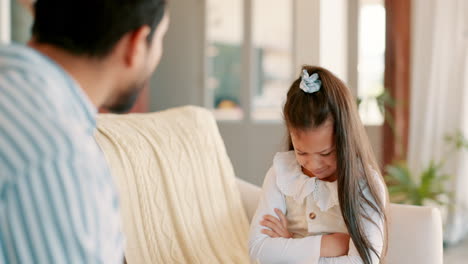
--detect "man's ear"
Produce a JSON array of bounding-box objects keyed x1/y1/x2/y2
[{"x1": 122, "y1": 25, "x2": 151, "y2": 68}]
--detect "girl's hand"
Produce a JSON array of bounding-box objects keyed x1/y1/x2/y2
[
  {"x1": 260, "y1": 208, "x2": 292, "y2": 238},
  {"x1": 320, "y1": 233, "x2": 350, "y2": 257}
]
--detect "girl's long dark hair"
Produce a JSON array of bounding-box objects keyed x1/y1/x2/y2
[{"x1": 284, "y1": 65, "x2": 388, "y2": 263}]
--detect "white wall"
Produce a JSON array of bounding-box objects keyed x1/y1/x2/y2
[
  {"x1": 150, "y1": 0, "x2": 205, "y2": 111},
  {"x1": 11, "y1": 0, "x2": 33, "y2": 43},
  {"x1": 0, "y1": 0, "x2": 11, "y2": 44}
]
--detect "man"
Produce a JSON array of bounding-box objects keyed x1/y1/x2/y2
[{"x1": 0, "y1": 0, "x2": 169, "y2": 263}]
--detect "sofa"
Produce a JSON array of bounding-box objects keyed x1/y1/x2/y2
[{"x1": 95, "y1": 106, "x2": 443, "y2": 264}]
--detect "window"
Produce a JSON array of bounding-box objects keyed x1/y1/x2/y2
[
  {"x1": 358, "y1": 0, "x2": 386, "y2": 125},
  {"x1": 205, "y1": 0, "x2": 293, "y2": 121},
  {"x1": 206, "y1": 0, "x2": 244, "y2": 120},
  {"x1": 251, "y1": 0, "x2": 293, "y2": 121},
  {"x1": 205, "y1": 0, "x2": 386, "y2": 125}
]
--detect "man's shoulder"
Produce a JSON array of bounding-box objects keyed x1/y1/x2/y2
[
  {"x1": 0, "y1": 108, "x2": 95, "y2": 174},
  {"x1": 0, "y1": 44, "x2": 67, "y2": 91}
]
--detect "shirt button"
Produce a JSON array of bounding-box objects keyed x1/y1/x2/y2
[{"x1": 309, "y1": 212, "x2": 316, "y2": 220}]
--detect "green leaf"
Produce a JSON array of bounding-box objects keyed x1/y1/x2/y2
[
  {"x1": 445, "y1": 130, "x2": 468, "y2": 150},
  {"x1": 385, "y1": 162, "x2": 414, "y2": 187},
  {"x1": 419, "y1": 162, "x2": 438, "y2": 196},
  {"x1": 387, "y1": 185, "x2": 408, "y2": 194}
]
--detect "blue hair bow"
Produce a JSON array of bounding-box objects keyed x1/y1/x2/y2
[{"x1": 299, "y1": 69, "x2": 321, "y2": 94}]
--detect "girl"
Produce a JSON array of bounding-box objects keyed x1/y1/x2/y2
[{"x1": 248, "y1": 66, "x2": 388, "y2": 264}]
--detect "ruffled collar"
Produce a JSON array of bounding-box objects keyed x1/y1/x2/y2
[{"x1": 274, "y1": 151, "x2": 339, "y2": 212}]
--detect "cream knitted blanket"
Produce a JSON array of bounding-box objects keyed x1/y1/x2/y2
[{"x1": 95, "y1": 106, "x2": 250, "y2": 263}]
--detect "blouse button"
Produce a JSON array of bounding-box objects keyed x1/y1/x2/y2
[{"x1": 309, "y1": 212, "x2": 316, "y2": 220}]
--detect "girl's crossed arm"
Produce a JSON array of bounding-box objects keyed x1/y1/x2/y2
[
  {"x1": 249, "y1": 167, "x2": 386, "y2": 264},
  {"x1": 249, "y1": 167, "x2": 327, "y2": 264}
]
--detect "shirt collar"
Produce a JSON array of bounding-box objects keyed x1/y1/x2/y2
[{"x1": 274, "y1": 151, "x2": 339, "y2": 211}]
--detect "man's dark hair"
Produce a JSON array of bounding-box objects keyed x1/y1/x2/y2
[{"x1": 32, "y1": 0, "x2": 167, "y2": 57}]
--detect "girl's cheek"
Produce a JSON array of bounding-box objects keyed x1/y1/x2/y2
[
  {"x1": 326, "y1": 156, "x2": 337, "y2": 168},
  {"x1": 297, "y1": 157, "x2": 305, "y2": 166},
  {"x1": 296, "y1": 155, "x2": 308, "y2": 167}
]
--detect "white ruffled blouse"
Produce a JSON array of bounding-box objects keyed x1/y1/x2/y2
[
  {"x1": 275, "y1": 150, "x2": 340, "y2": 211},
  {"x1": 248, "y1": 151, "x2": 386, "y2": 264}
]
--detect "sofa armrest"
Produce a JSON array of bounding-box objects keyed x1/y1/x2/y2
[
  {"x1": 387, "y1": 204, "x2": 443, "y2": 264},
  {"x1": 236, "y1": 178, "x2": 261, "y2": 223}
]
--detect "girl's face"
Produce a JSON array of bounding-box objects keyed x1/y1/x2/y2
[{"x1": 290, "y1": 120, "x2": 337, "y2": 181}]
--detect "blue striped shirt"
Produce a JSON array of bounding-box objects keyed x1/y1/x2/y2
[{"x1": 0, "y1": 44, "x2": 124, "y2": 264}]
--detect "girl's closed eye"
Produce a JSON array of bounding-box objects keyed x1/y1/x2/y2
[{"x1": 320, "y1": 149, "x2": 334, "y2": 157}]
